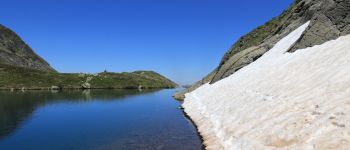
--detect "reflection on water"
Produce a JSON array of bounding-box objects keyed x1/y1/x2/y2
[
  {"x1": 0, "y1": 89, "x2": 158, "y2": 140},
  {"x1": 0, "y1": 89, "x2": 202, "y2": 150}
]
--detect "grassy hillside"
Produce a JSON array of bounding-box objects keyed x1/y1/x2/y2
[
  {"x1": 218, "y1": 0, "x2": 301, "y2": 67},
  {"x1": 0, "y1": 64, "x2": 177, "y2": 90}
]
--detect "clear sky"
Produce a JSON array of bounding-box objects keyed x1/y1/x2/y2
[{"x1": 1, "y1": 0, "x2": 294, "y2": 85}]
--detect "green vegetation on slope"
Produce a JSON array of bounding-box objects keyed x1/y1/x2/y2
[
  {"x1": 219, "y1": 0, "x2": 301, "y2": 67},
  {"x1": 0, "y1": 64, "x2": 177, "y2": 90}
]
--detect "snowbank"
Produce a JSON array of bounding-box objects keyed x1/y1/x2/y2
[{"x1": 183, "y1": 21, "x2": 350, "y2": 149}]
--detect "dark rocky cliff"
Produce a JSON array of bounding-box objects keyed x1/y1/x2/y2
[
  {"x1": 175, "y1": 0, "x2": 350, "y2": 100},
  {"x1": 0, "y1": 24, "x2": 56, "y2": 72}
]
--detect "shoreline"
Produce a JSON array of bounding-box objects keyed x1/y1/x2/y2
[
  {"x1": 182, "y1": 98, "x2": 224, "y2": 150},
  {"x1": 182, "y1": 110, "x2": 206, "y2": 150}
]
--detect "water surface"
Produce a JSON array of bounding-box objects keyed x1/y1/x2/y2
[{"x1": 0, "y1": 89, "x2": 202, "y2": 150}]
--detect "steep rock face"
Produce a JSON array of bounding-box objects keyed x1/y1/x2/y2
[
  {"x1": 0, "y1": 24, "x2": 56, "y2": 72},
  {"x1": 176, "y1": 0, "x2": 350, "y2": 100},
  {"x1": 289, "y1": 0, "x2": 350, "y2": 52}
]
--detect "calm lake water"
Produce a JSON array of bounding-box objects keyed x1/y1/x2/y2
[{"x1": 0, "y1": 89, "x2": 202, "y2": 150}]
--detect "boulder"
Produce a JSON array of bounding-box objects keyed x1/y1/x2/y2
[
  {"x1": 50, "y1": 86, "x2": 60, "y2": 90},
  {"x1": 82, "y1": 82, "x2": 91, "y2": 89}
]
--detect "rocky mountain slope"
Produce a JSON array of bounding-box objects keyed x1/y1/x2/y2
[
  {"x1": 0, "y1": 24, "x2": 56, "y2": 72},
  {"x1": 182, "y1": 0, "x2": 350, "y2": 149},
  {"x1": 175, "y1": 0, "x2": 350, "y2": 100},
  {"x1": 0, "y1": 25, "x2": 177, "y2": 89}
]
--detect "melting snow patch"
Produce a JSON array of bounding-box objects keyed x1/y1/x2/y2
[{"x1": 184, "y1": 21, "x2": 350, "y2": 149}]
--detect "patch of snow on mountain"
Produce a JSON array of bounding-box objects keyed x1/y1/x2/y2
[{"x1": 184, "y1": 21, "x2": 350, "y2": 149}]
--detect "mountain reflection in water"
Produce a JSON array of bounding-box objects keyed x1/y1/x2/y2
[
  {"x1": 0, "y1": 89, "x2": 159, "y2": 139},
  {"x1": 0, "y1": 89, "x2": 202, "y2": 150}
]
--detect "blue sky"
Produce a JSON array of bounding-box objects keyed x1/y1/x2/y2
[{"x1": 1, "y1": 0, "x2": 293, "y2": 85}]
